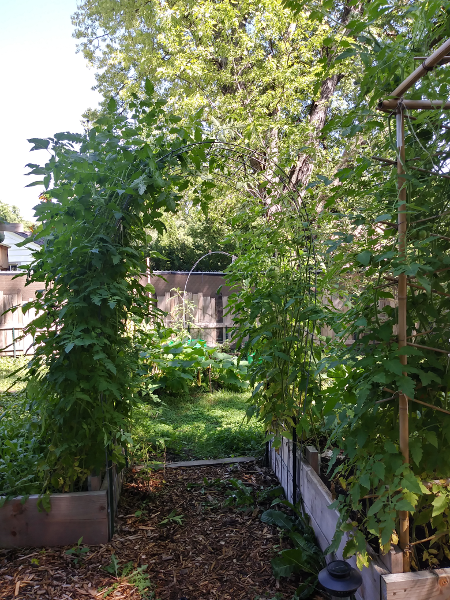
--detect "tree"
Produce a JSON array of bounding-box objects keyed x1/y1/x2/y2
[
  {"x1": 0, "y1": 201, "x2": 33, "y2": 229},
  {"x1": 73, "y1": 0, "x2": 359, "y2": 187}
]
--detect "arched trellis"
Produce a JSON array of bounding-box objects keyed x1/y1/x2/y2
[
  {"x1": 16, "y1": 129, "x2": 319, "y2": 539},
  {"x1": 181, "y1": 251, "x2": 235, "y2": 329}
]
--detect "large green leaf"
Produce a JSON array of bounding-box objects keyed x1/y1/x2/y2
[{"x1": 261, "y1": 510, "x2": 294, "y2": 530}]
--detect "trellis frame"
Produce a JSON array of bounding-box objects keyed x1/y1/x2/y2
[{"x1": 377, "y1": 37, "x2": 450, "y2": 573}]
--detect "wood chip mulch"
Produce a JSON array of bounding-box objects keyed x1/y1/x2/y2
[{"x1": 0, "y1": 461, "x2": 320, "y2": 600}]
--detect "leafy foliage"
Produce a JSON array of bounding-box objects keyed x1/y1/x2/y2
[
  {"x1": 16, "y1": 85, "x2": 214, "y2": 493},
  {"x1": 261, "y1": 505, "x2": 325, "y2": 599},
  {"x1": 305, "y1": 0, "x2": 450, "y2": 568},
  {"x1": 137, "y1": 327, "x2": 249, "y2": 397}
]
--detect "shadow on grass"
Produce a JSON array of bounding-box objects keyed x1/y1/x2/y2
[{"x1": 131, "y1": 389, "x2": 265, "y2": 462}]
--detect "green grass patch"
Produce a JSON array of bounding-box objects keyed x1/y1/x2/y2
[
  {"x1": 131, "y1": 389, "x2": 264, "y2": 462},
  {"x1": 0, "y1": 356, "x2": 27, "y2": 392}
]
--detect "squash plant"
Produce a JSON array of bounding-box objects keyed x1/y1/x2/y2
[{"x1": 12, "y1": 83, "x2": 215, "y2": 496}]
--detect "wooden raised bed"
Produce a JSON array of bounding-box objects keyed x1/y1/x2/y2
[
  {"x1": 269, "y1": 437, "x2": 450, "y2": 600},
  {"x1": 0, "y1": 466, "x2": 123, "y2": 548}
]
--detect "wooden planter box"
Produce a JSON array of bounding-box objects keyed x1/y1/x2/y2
[
  {"x1": 0, "y1": 467, "x2": 123, "y2": 548},
  {"x1": 269, "y1": 437, "x2": 450, "y2": 600}
]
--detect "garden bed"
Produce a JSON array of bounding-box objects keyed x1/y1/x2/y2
[
  {"x1": 270, "y1": 436, "x2": 450, "y2": 600},
  {"x1": 0, "y1": 467, "x2": 123, "y2": 549},
  {"x1": 0, "y1": 461, "x2": 316, "y2": 600}
]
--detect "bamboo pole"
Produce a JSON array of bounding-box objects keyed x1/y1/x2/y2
[
  {"x1": 391, "y1": 38, "x2": 450, "y2": 97},
  {"x1": 407, "y1": 341, "x2": 450, "y2": 354},
  {"x1": 379, "y1": 99, "x2": 450, "y2": 111},
  {"x1": 396, "y1": 107, "x2": 410, "y2": 572},
  {"x1": 414, "y1": 56, "x2": 450, "y2": 65},
  {"x1": 371, "y1": 155, "x2": 450, "y2": 179}
]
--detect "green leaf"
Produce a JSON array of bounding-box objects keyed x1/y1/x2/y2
[
  {"x1": 356, "y1": 250, "x2": 372, "y2": 266},
  {"x1": 401, "y1": 471, "x2": 423, "y2": 496},
  {"x1": 271, "y1": 555, "x2": 296, "y2": 579},
  {"x1": 409, "y1": 439, "x2": 423, "y2": 466},
  {"x1": 385, "y1": 359, "x2": 403, "y2": 376},
  {"x1": 261, "y1": 510, "x2": 294, "y2": 530},
  {"x1": 375, "y1": 213, "x2": 392, "y2": 223},
  {"x1": 373, "y1": 462, "x2": 385, "y2": 480},
  {"x1": 396, "y1": 375, "x2": 415, "y2": 399},
  {"x1": 107, "y1": 97, "x2": 117, "y2": 112},
  {"x1": 28, "y1": 138, "x2": 50, "y2": 151},
  {"x1": 432, "y1": 494, "x2": 448, "y2": 517},
  {"x1": 424, "y1": 431, "x2": 438, "y2": 448},
  {"x1": 144, "y1": 79, "x2": 155, "y2": 96},
  {"x1": 367, "y1": 497, "x2": 385, "y2": 517},
  {"x1": 335, "y1": 49, "x2": 356, "y2": 62}
]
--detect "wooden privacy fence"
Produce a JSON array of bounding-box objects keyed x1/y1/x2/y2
[
  {"x1": 0, "y1": 291, "x2": 36, "y2": 357},
  {"x1": 156, "y1": 291, "x2": 233, "y2": 346}
]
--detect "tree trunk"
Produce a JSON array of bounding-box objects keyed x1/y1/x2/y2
[
  {"x1": 289, "y1": 1, "x2": 363, "y2": 191},
  {"x1": 289, "y1": 73, "x2": 342, "y2": 189}
]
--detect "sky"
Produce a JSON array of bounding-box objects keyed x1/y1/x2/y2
[{"x1": 0, "y1": 0, "x2": 102, "y2": 221}]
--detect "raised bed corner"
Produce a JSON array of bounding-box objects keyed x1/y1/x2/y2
[
  {"x1": 270, "y1": 438, "x2": 398, "y2": 600},
  {"x1": 270, "y1": 437, "x2": 450, "y2": 600},
  {"x1": 0, "y1": 466, "x2": 123, "y2": 548}
]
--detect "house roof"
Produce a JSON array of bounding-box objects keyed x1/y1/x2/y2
[{"x1": 14, "y1": 231, "x2": 45, "y2": 246}]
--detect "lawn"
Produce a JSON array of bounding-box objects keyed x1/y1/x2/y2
[{"x1": 131, "y1": 389, "x2": 265, "y2": 463}]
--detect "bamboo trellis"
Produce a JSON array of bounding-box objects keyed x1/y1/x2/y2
[{"x1": 377, "y1": 38, "x2": 450, "y2": 572}]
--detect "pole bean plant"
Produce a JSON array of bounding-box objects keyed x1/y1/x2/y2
[{"x1": 10, "y1": 83, "x2": 214, "y2": 500}]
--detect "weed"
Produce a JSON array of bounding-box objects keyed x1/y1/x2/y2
[
  {"x1": 159, "y1": 510, "x2": 184, "y2": 525},
  {"x1": 224, "y1": 478, "x2": 254, "y2": 508},
  {"x1": 65, "y1": 537, "x2": 89, "y2": 565},
  {"x1": 261, "y1": 502, "x2": 325, "y2": 599},
  {"x1": 102, "y1": 555, "x2": 158, "y2": 599}
]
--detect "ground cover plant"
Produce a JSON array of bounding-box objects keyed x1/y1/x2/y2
[
  {"x1": 132, "y1": 388, "x2": 264, "y2": 463},
  {"x1": 0, "y1": 357, "x2": 48, "y2": 501},
  {"x1": 0, "y1": 462, "x2": 323, "y2": 600},
  {"x1": 136, "y1": 326, "x2": 249, "y2": 397}
]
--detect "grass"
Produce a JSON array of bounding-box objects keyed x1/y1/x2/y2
[
  {"x1": 131, "y1": 388, "x2": 265, "y2": 462},
  {"x1": 0, "y1": 357, "x2": 265, "y2": 478},
  {"x1": 0, "y1": 356, "x2": 27, "y2": 392}
]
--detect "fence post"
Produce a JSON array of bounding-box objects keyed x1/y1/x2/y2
[
  {"x1": 292, "y1": 419, "x2": 297, "y2": 504},
  {"x1": 12, "y1": 327, "x2": 16, "y2": 359}
]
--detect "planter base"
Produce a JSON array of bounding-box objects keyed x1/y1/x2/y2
[{"x1": 0, "y1": 467, "x2": 123, "y2": 548}]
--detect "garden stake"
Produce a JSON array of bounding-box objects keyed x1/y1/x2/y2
[{"x1": 396, "y1": 104, "x2": 410, "y2": 571}]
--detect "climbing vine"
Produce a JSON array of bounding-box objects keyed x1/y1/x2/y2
[{"x1": 14, "y1": 83, "x2": 213, "y2": 495}]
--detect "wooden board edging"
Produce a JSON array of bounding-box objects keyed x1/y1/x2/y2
[
  {"x1": 0, "y1": 467, "x2": 124, "y2": 548},
  {"x1": 0, "y1": 491, "x2": 108, "y2": 548},
  {"x1": 270, "y1": 437, "x2": 450, "y2": 600},
  {"x1": 382, "y1": 569, "x2": 450, "y2": 600},
  {"x1": 133, "y1": 456, "x2": 255, "y2": 471},
  {"x1": 269, "y1": 439, "x2": 389, "y2": 600}
]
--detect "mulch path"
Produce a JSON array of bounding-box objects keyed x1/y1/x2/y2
[{"x1": 0, "y1": 461, "x2": 318, "y2": 600}]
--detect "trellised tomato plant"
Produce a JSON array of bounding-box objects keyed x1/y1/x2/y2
[{"x1": 310, "y1": 5, "x2": 450, "y2": 568}]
